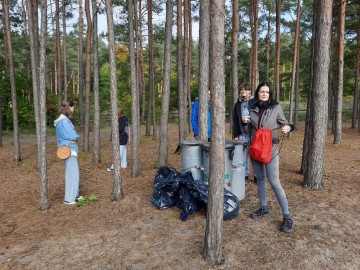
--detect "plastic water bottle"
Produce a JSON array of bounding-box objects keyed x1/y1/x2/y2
[{"x1": 242, "y1": 105, "x2": 249, "y2": 123}]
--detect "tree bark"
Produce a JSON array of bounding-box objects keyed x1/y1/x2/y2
[
  {"x1": 333, "y1": 0, "x2": 346, "y2": 144},
  {"x1": 129, "y1": 0, "x2": 140, "y2": 176},
  {"x1": 203, "y1": 0, "x2": 225, "y2": 265},
  {"x1": 83, "y1": 0, "x2": 92, "y2": 152},
  {"x1": 230, "y1": 0, "x2": 239, "y2": 133},
  {"x1": 183, "y1": 0, "x2": 190, "y2": 136},
  {"x1": 158, "y1": 0, "x2": 173, "y2": 166},
  {"x1": 288, "y1": 0, "x2": 301, "y2": 138},
  {"x1": 266, "y1": 6, "x2": 271, "y2": 81},
  {"x1": 198, "y1": 0, "x2": 210, "y2": 141},
  {"x1": 78, "y1": 0, "x2": 85, "y2": 125},
  {"x1": 105, "y1": 0, "x2": 123, "y2": 201},
  {"x1": 251, "y1": 0, "x2": 258, "y2": 89},
  {"x1": 146, "y1": 0, "x2": 157, "y2": 138},
  {"x1": 138, "y1": 0, "x2": 146, "y2": 124},
  {"x1": 39, "y1": 0, "x2": 49, "y2": 210},
  {"x1": 353, "y1": 7, "x2": 360, "y2": 130},
  {"x1": 3, "y1": 0, "x2": 21, "y2": 163},
  {"x1": 27, "y1": 0, "x2": 41, "y2": 167},
  {"x1": 55, "y1": 0, "x2": 62, "y2": 110},
  {"x1": 177, "y1": 0, "x2": 186, "y2": 141},
  {"x1": 303, "y1": 0, "x2": 333, "y2": 190},
  {"x1": 92, "y1": 0, "x2": 101, "y2": 164},
  {"x1": 62, "y1": 0, "x2": 68, "y2": 100},
  {"x1": 274, "y1": 0, "x2": 281, "y2": 101}
]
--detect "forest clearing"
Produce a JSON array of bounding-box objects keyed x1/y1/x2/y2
[{"x1": 0, "y1": 123, "x2": 359, "y2": 270}]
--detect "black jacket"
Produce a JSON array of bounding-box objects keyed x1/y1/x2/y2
[
  {"x1": 232, "y1": 98, "x2": 255, "y2": 138},
  {"x1": 119, "y1": 116, "x2": 129, "y2": 145}
]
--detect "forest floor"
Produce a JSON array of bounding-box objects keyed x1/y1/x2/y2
[{"x1": 0, "y1": 122, "x2": 359, "y2": 270}]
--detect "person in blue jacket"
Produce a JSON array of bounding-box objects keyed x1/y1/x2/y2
[
  {"x1": 191, "y1": 90, "x2": 211, "y2": 141},
  {"x1": 54, "y1": 100, "x2": 82, "y2": 205}
]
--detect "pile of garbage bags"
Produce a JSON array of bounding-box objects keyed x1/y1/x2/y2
[{"x1": 151, "y1": 166, "x2": 239, "y2": 221}]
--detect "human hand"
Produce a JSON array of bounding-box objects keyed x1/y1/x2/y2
[
  {"x1": 242, "y1": 116, "x2": 250, "y2": 123},
  {"x1": 281, "y1": 125, "x2": 291, "y2": 134}
]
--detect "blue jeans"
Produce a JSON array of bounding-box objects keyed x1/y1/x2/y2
[
  {"x1": 238, "y1": 135, "x2": 250, "y2": 176},
  {"x1": 110, "y1": 145, "x2": 127, "y2": 169},
  {"x1": 64, "y1": 155, "x2": 80, "y2": 203},
  {"x1": 251, "y1": 155, "x2": 290, "y2": 216}
]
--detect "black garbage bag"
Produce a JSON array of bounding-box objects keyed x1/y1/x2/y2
[
  {"x1": 151, "y1": 166, "x2": 182, "y2": 209},
  {"x1": 153, "y1": 166, "x2": 182, "y2": 192},
  {"x1": 223, "y1": 189, "x2": 240, "y2": 220},
  {"x1": 151, "y1": 190, "x2": 176, "y2": 209},
  {"x1": 151, "y1": 166, "x2": 240, "y2": 221}
]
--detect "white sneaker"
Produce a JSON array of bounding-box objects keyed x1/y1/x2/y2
[
  {"x1": 75, "y1": 196, "x2": 84, "y2": 201},
  {"x1": 107, "y1": 167, "x2": 114, "y2": 172},
  {"x1": 64, "y1": 201, "x2": 76, "y2": 205}
]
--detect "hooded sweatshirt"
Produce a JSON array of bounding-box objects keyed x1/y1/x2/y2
[{"x1": 54, "y1": 114, "x2": 80, "y2": 156}]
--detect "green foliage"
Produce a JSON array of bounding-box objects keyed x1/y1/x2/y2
[{"x1": 75, "y1": 195, "x2": 99, "y2": 207}]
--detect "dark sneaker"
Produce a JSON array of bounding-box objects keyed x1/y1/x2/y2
[
  {"x1": 254, "y1": 176, "x2": 257, "y2": 183},
  {"x1": 251, "y1": 207, "x2": 269, "y2": 219},
  {"x1": 280, "y1": 218, "x2": 293, "y2": 233}
]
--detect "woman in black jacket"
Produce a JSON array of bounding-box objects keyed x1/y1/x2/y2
[{"x1": 107, "y1": 108, "x2": 129, "y2": 171}]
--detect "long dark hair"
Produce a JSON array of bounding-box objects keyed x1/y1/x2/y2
[
  {"x1": 254, "y1": 82, "x2": 274, "y2": 104},
  {"x1": 59, "y1": 100, "x2": 74, "y2": 118}
]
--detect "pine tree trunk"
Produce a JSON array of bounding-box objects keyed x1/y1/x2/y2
[
  {"x1": 274, "y1": 0, "x2": 281, "y2": 101},
  {"x1": 158, "y1": 0, "x2": 173, "y2": 166},
  {"x1": 198, "y1": 0, "x2": 210, "y2": 141},
  {"x1": 78, "y1": 0, "x2": 85, "y2": 126},
  {"x1": 303, "y1": 0, "x2": 333, "y2": 190},
  {"x1": 230, "y1": 0, "x2": 239, "y2": 134},
  {"x1": 83, "y1": 0, "x2": 92, "y2": 152},
  {"x1": 146, "y1": 0, "x2": 156, "y2": 138},
  {"x1": 288, "y1": 0, "x2": 301, "y2": 138},
  {"x1": 105, "y1": 0, "x2": 123, "y2": 201},
  {"x1": 92, "y1": 0, "x2": 101, "y2": 164},
  {"x1": 333, "y1": 0, "x2": 346, "y2": 144},
  {"x1": 353, "y1": 7, "x2": 360, "y2": 130},
  {"x1": 27, "y1": 0, "x2": 41, "y2": 167},
  {"x1": 39, "y1": 0, "x2": 49, "y2": 210},
  {"x1": 177, "y1": 0, "x2": 186, "y2": 141},
  {"x1": 183, "y1": 0, "x2": 190, "y2": 135},
  {"x1": 62, "y1": 0, "x2": 68, "y2": 100},
  {"x1": 3, "y1": 0, "x2": 21, "y2": 163},
  {"x1": 203, "y1": 0, "x2": 225, "y2": 264},
  {"x1": 266, "y1": 7, "x2": 271, "y2": 81},
  {"x1": 252, "y1": 0, "x2": 258, "y2": 89},
  {"x1": 55, "y1": 0, "x2": 62, "y2": 110},
  {"x1": 129, "y1": 0, "x2": 140, "y2": 176}
]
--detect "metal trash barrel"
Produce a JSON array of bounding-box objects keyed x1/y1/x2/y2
[
  {"x1": 179, "y1": 140, "x2": 203, "y2": 181},
  {"x1": 227, "y1": 140, "x2": 247, "y2": 200},
  {"x1": 201, "y1": 142, "x2": 234, "y2": 188}
]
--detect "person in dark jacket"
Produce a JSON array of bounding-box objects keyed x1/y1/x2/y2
[
  {"x1": 107, "y1": 108, "x2": 129, "y2": 171},
  {"x1": 232, "y1": 82, "x2": 255, "y2": 181},
  {"x1": 247, "y1": 82, "x2": 294, "y2": 233}
]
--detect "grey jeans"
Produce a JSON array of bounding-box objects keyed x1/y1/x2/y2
[{"x1": 251, "y1": 155, "x2": 290, "y2": 216}]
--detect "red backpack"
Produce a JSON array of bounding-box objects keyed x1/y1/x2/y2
[{"x1": 249, "y1": 127, "x2": 273, "y2": 164}]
